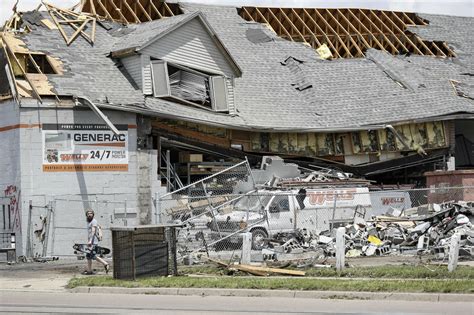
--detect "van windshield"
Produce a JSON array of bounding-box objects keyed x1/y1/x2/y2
[{"x1": 233, "y1": 194, "x2": 271, "y2": 212}]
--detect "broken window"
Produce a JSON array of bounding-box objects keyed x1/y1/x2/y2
[
  {"x1": 151, "y1": 60, "x2": 229, "y2": 112},
  {"x1": 269, "y1": 196, "x2": 290, "y2": 212},
  {"x1": 13, "y1": 53, "x2": 56, "y2": 75}
]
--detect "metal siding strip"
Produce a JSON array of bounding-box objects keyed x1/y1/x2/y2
[
  {"x1": 141, "y1": 54, "x2": 152, "y2": 95},
  {"x1": 121, "y1": 55, "x2": 142, "y2": 88},
  {"x1": 226, "y1": 78, "x2": 235, "y2": 114}
]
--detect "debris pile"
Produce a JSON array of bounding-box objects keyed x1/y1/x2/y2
[
  {"x1": 206, "y1": 257, "x2": 305, "y2": 276},
  {"x1": 261, "y1": 201, "x2": 474, "y2": 262}
]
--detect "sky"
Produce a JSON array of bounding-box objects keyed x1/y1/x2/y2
[{"x1": 1, "y1": 0, "x2": 473, "y2": 24}]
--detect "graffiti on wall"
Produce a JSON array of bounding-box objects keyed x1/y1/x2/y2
[{"x1": 4, "y1": 185, "x2": 21, "y2": 230}]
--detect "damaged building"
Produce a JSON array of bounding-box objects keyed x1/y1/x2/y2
[{"x1": 0, "y1": 1, "x2": 473, "y2": 257}]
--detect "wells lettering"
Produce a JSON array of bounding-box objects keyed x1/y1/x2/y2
[{"x1": 381, "y1": 197, "x2": 405, "y2": 205}]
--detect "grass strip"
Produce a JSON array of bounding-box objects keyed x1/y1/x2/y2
[
  {"x1": 180, "y1": 265, "x2": 474, "y2": 279},
  {"x1": 68, "y1": 276, "x2": 474, "y2": 293}
]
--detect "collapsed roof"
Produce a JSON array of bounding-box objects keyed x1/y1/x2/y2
[{"x1": 1, "y1": 1, "x2": 473, "y2": 132}]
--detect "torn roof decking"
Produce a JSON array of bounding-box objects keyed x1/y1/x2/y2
[
  {"x1": 79, "y1": 0, "x2": 181, "y2": 23},
  {"x1": 238, "y1": 7, "x2": 454, "y2": 59},
  {"x1": 2, "y1": 10, "x2": 145, "y2": 106},
  {"x1": 80, "y1": 1, "x2": 455, "y2": 59},
  {"x1": 1, "y1": 2, "x2": 473, "y2": 132}
]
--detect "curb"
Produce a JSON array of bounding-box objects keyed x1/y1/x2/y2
[{"x1": 70, "y1": 286, "x2": 474, "y2": 302}]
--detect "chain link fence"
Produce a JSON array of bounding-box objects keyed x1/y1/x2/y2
[
  {"x1": 156, "y1": 160, "x2": 254, "y2": 259},
  {"x1": 23, "y1": 195, "x2": 130, "y2": 259},
  {"x1": 157, "y1": 186, "x2": 473, "y2": 264}
]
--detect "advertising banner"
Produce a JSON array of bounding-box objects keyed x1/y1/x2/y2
[
  {"x1": 42, "y1": 124, "x2": 129, "y2": 172},
  {"x1": 304, "y1": 187, "x2": 371, "y2": 208}
]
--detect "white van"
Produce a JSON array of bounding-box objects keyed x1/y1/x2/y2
[{"x1": 210, "y1": 187, "x2": 372, "y2": 249}]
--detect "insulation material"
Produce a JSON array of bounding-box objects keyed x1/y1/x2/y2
[
  {"x1": 307, "y1": 134, "x2": 317, "y2": 155},
  {"x1": 378, "y1": 128, "x2": 398, "y2": 152},
  {"x1": 278, "y1": 133, "x2": 289, "y2": 153},
  {"x1": 353, "y1": 122, "x2": 445, "y2": 154},
  {"x1": 317, "y1": 134, "x2": 335, "y2": 156},
  {"x1": 359, "y1": 130, "x2": 379, "y2": 153},
  {"x1": 335, "y1": 135, "x2": 345, "y2": 155},
  {"x1": 297, "y1": 133, "x2": 308, "y2": 154},
  {"x1": 316, "y1": 44, "x2": 332, "y2": 59},
  {"x1": 288, "y1": 133, "x2": 297, "y2": 152},
  {"x1": 426, "y1": 121, "x2": 446, "y2": 148},
  {"x1": 250, "y1": 132, "x2": 261, "y2": 151},
  {"x1": 394, "y1": 125, "x2": 412, "y2": 150},
  {"x1": 269, "y1": 133, "x2": 279, "y2": 152},
  {"x1": 410, "y1": 123, "x2": 428, "y2": 148}
]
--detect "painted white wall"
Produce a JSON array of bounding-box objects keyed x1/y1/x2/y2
[
  {"x1": 8, "y1": 106, "x2": 160, "y2": 257},
  {"x1": 0, "y1": 99, "x2": 22, "y2": 253},
  {"x1": 18, "y1": 107, "x2": 138, "y2": 256}
]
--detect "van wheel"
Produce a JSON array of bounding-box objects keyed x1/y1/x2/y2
[{"x1": 251, "y1": 229, "x2": 268, "y2": 250}]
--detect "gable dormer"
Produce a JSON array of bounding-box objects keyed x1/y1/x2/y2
[{"x1": 112, "y1": 12, "x2": 241, "y2": 113}]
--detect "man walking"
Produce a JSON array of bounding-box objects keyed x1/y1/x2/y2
[{"x1": 84, "y1": 209, "x2": 110, "y2": 275}]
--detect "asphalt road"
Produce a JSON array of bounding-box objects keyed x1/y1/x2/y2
[{"x1": 1, "y1": 291, "x2": 473, "y2": 315}]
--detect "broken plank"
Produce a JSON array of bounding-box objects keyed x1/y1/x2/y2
[
  {"x1": 41, "y1": 19, "x2": 58, "y2": 30},
  {"x1": 230, "y1": 265, "x2": 268, "y2": 276},
  {"x1": 204, "y1": 257, "x2": 229, "y2": 268},
  {"x1": 235, "y1": 264, "x2": 305, "y2": 276}
]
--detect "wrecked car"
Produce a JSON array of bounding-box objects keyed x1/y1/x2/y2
[{"x1": 210, "y1": 187, "x2": 372, "y2": 249}]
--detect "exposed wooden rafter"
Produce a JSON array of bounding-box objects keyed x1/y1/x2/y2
[
  {"x1": 77, "y1": 2, "x2": 455, "y2": 59},
  {"x1": 43, "y1": 1, "x2": 96, "y2": 46},
  {"x1": 239, "y1": 6, "x2": 455, "y2": 59},
  {"x1": 80, "y1": 0, "x2": 181, "y2": 24}
]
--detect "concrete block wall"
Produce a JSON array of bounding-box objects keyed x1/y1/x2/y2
[
  {"x1": 0, "y1": 99, "x2": 22, "y2": 250},
  {"x1": 17, "y1": 106, "x2": 159, "y2": 256}
]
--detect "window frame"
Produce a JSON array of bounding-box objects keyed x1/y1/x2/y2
[
  {"x1": 150, "y1": 59, "x2": 229, "y2": 113},
  {"x1": 268, "y1": 195, "x2": 290, "y2": 213}
]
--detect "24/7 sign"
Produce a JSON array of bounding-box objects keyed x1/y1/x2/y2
[{"x1": 42, "y1": 124, "x2": 129, "y2": 172}]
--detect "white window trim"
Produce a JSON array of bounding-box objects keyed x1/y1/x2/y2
[{"x1": 150, "y1": 60, "x2": 229, "y2": 113}]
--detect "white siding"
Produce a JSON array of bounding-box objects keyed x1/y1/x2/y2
[
  {"x1": 226, "y1": 78, "x2": 235, "y2": 114},
  {"x1": 121, "y1": 55, "x2": 142, "y2": 89},
  {"x1": 141, "y1": 18, "x2": 235, "y2": 77},
  {"x1": 0, "y1": 99, "x2": 21, "y2": 241},
  {"x1": 141, "y1": 55, "x2": 153, "y2": 95}
]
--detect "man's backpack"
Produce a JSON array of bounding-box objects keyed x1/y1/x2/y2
[{"x1": 97, "y1": 225, "x2": 103, "y2": 242}]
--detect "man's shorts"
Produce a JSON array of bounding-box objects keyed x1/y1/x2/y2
[{"x1": 86, "y1": 245, "x2": 98, "y2": 260}]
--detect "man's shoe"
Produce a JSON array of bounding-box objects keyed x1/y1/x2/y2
[
  {"x1": 104, "y1": 264, "x2": 110, "y2": 274},
  {"x1": 82, "y1": 270, "x2": 95, "y2": 275}
]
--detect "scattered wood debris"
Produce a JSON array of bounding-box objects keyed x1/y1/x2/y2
[{"x1": 205, "y1": 257, "x2": 305, "y2": 277}]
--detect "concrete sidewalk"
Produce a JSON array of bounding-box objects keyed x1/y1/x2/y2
[
  {"x1": 70, "y1": 286, "x2": 474, "y2": 302},
  {"x1": 1, "y1": 258, "x2": 473, "y2": 302}
]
